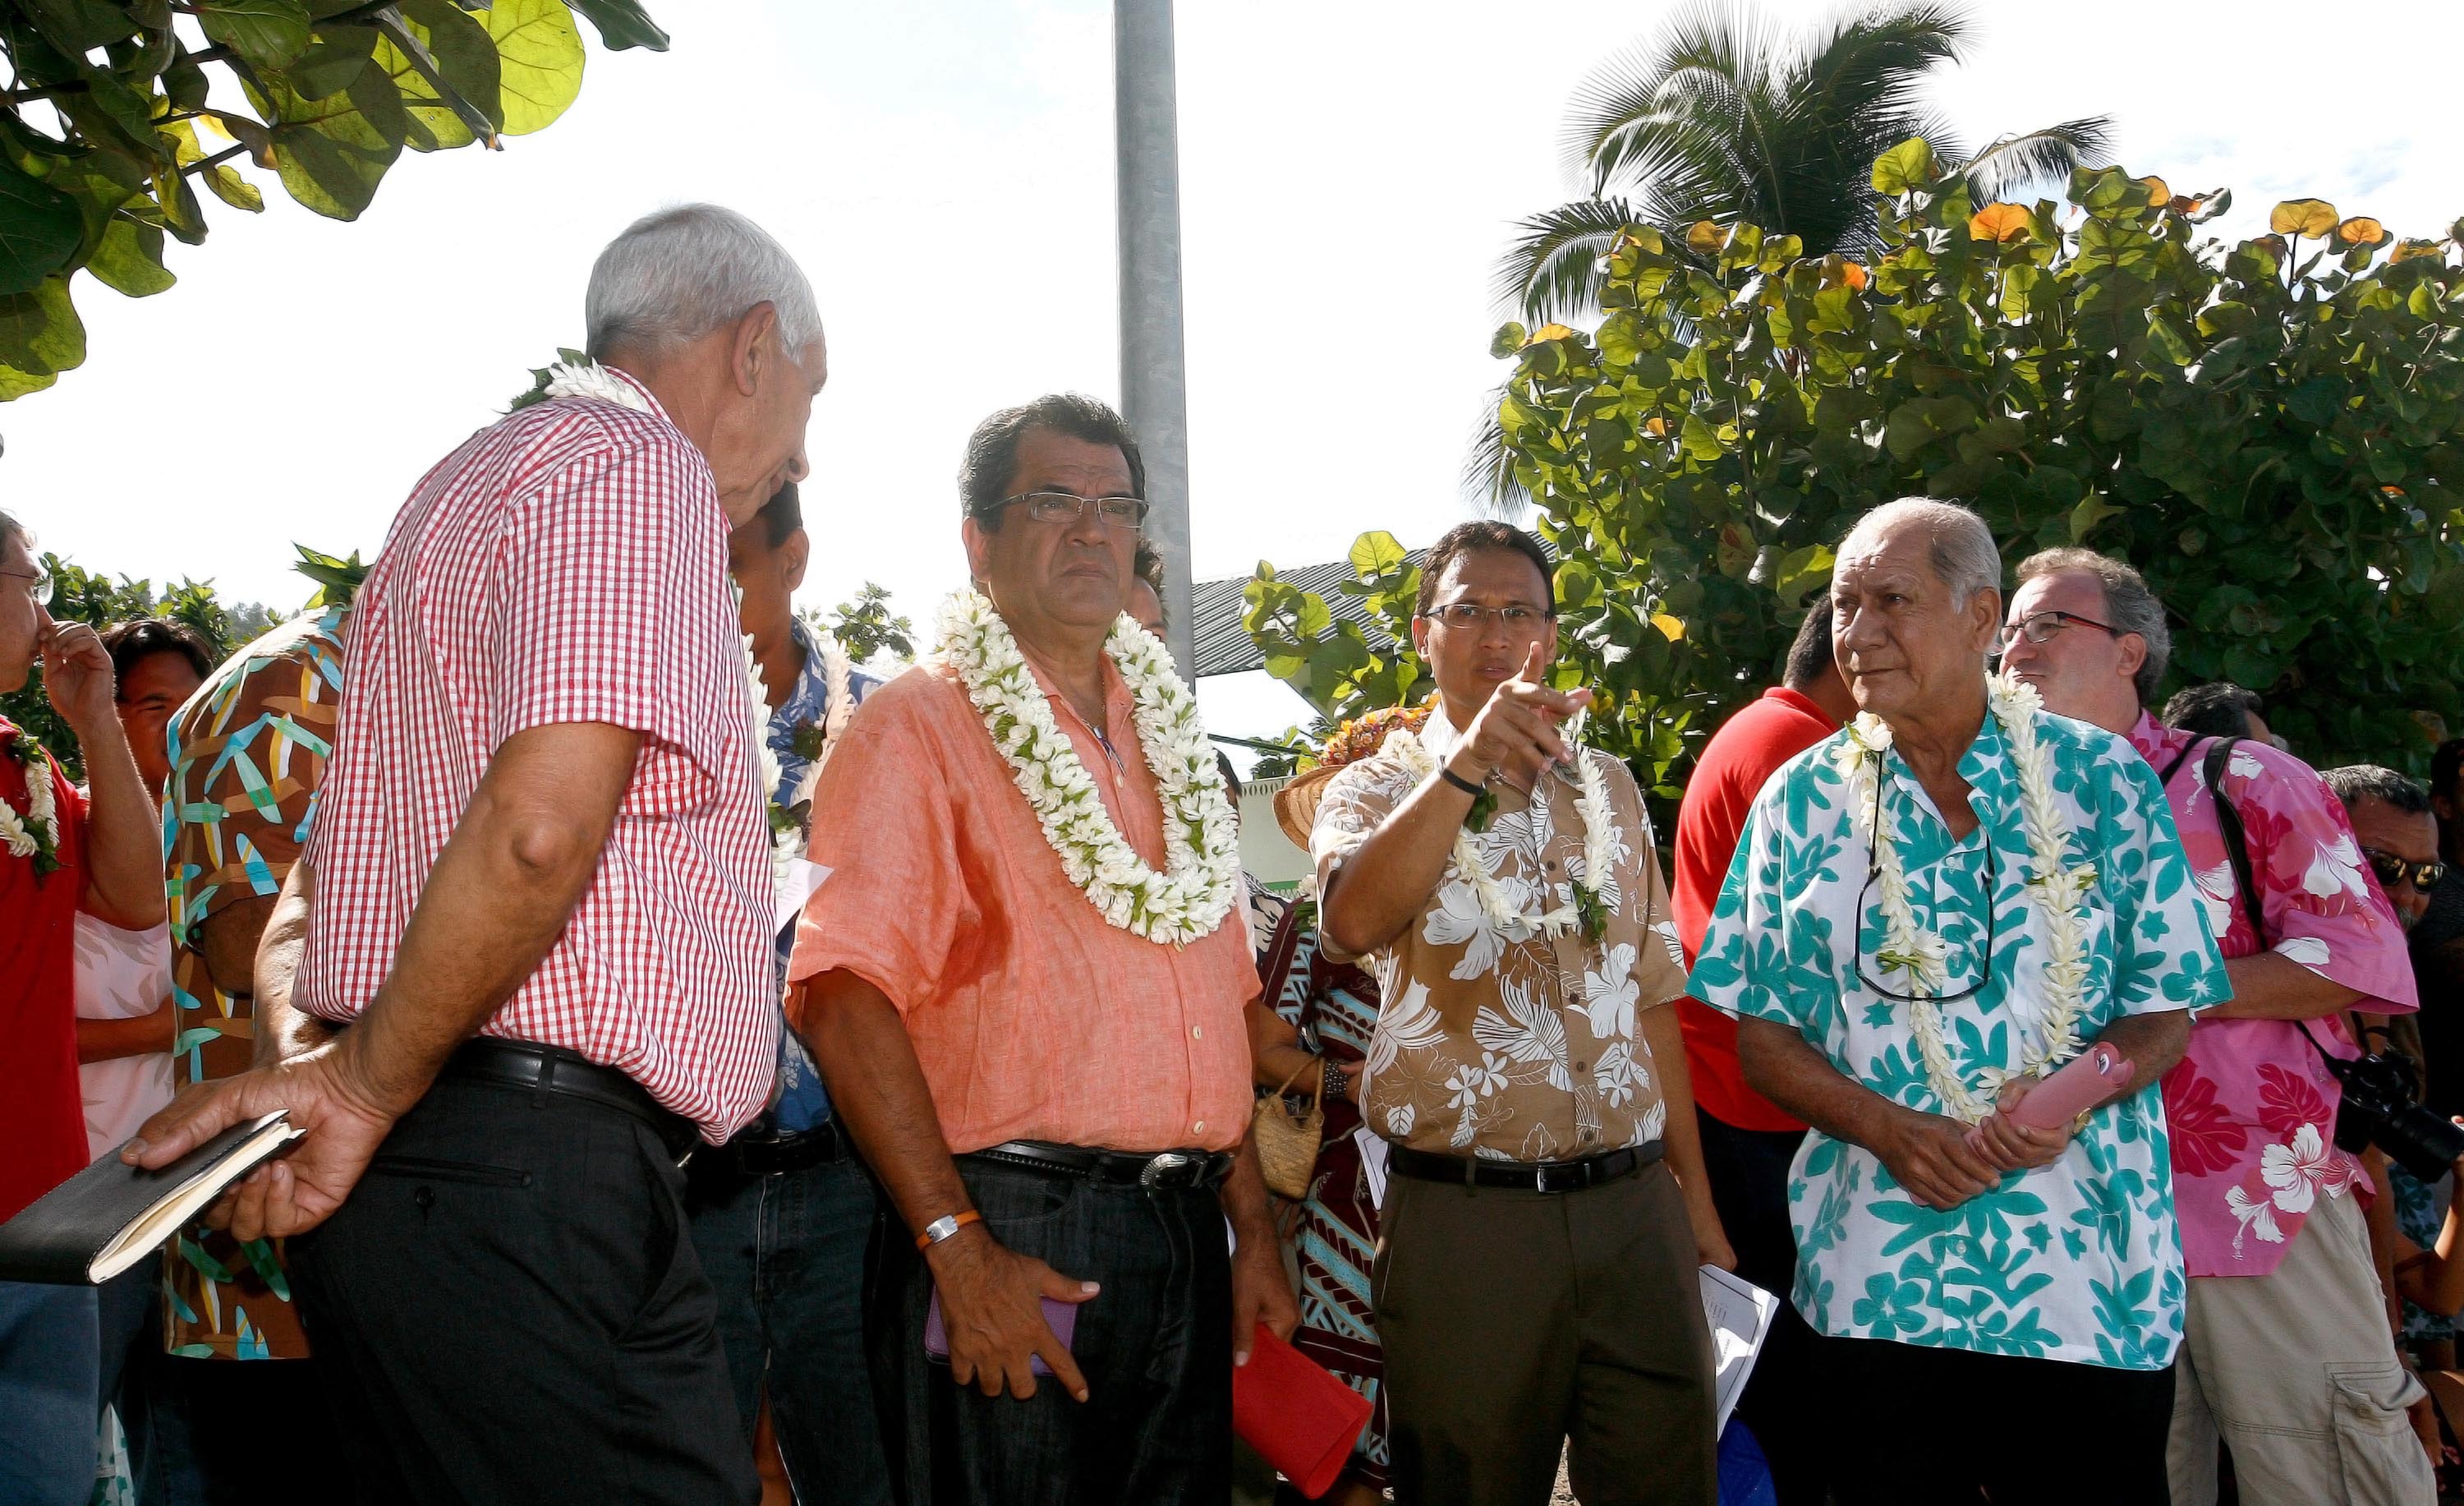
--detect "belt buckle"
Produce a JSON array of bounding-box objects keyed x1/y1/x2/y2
[{"x1": 1141, "y1": 1151, "x2": 1196, "y2": 1188}]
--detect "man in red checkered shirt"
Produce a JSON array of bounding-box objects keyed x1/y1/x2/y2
[{"x1": 131, "y1": 205, "x2": 825, "y2": 1505}]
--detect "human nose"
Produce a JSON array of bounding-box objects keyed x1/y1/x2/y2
[{"x1": 784, "y1": 443, "x2": 810, "y2": 486}]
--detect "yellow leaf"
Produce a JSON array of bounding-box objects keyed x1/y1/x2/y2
[
  {"x1": 2391, "y1": 238, "x2": 2443, "y2": 264},
  {"x1": 1643, "y1": 415, "x2": 1670, "y2": 438},
  {"x1": 1651, "y1": 611, "x2": 1685, "y2": 642},
  {"x1": 1967, "y1": 203, "x2": 2033, "y2": 243},
  {"x1": 1841, "y1": 260, "x2": 1869, "y2": 290},
  {"x1": 2140, "y1": 177, "x2": 2170, "y2": 209},
  {"x1": 1524, "y1": 323, "x2": 1575, "y2": 345},
  {"x1": 2337, "y1": 216, "x2": 2387, "y2": 246},
  {"x1": 2269, "y1": 198, "x2": 2338, "y2": 237},
  {"x1": 1686, "y1": 219, "x2": 1725, "y2": 254},
  {"x1": 2170, "y1": 195, "x2": 2204, "y2": 216}
]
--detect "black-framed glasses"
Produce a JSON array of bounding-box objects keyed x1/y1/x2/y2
[
  {"x1": 978, "y1": 490, "x2": 1148, "y2": 530},
  {"x1": 1999, "y1": 609, "x2": 2124, "y2": 647},
  {"x1": 1854, "y1": 767, "x2": 2000, "y2": 1003},
  {"x1": 1418, "y1": 601, "x2": 1553, "y2": 633},
  {"x1": 2362, "y1": 848, "x2": 2447, "y2": 892},
  {"x1": 0, "y1": 565, "x2": 50, "y2": 605}
]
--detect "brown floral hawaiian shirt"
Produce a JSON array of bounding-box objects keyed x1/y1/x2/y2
[{"x1": 1311, "y1": 709, "x2": 1688, "y2": 1162}]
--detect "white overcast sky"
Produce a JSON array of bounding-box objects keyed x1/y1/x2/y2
[{"x1": 6, "y1": 1, "x2": 2459, "y2": 753}]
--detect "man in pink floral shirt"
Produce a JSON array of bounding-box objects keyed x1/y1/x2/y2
[{"x1": 2005, "y1": 548, "x2": 2430, "y2": 1506}]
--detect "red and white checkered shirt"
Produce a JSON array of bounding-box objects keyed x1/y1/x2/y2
[{"x1": 296, "y1": 371, "x2": 776, "y2": 1141}]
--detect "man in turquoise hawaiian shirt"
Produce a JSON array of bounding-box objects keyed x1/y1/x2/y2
[{"x1": 1689, "y1": 500, "x2": 2227, "y2": 1506}]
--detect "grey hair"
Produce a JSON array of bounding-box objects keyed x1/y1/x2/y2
[
  {"x1": 584, "y1": 204, "x2": 822, "y2": 362},
  {"x1": 1838, "y1": 499, "x2": 2002, "y2": 610},
  {"x1": 2014, "y1": 547, "x2": 2174, "y2": 704},
  {"x1": 2322, "y1": 765, "x2": 2432, "y2": 817}
]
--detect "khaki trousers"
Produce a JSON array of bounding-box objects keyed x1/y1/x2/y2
[
  {"x1": 1372, "y1": 1158, "x2": 1717, "y2": 1506},
  {"x1": 2168, "y1": 1188, "x2": 2434, "y2": 1506}
]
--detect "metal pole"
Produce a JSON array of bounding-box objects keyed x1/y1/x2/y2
[{"x1": 1114, "y1": 0, "x2": 1194, "y2": 679}]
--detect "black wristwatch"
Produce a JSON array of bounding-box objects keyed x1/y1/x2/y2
[{"x1": 1320, "y1": 1056, "x2": 1349, "y2": 1103}]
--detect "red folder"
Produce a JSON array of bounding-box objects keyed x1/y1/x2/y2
[{"x1": 1232, "y1": 1324, "x2": 1374, "y2": 1499}]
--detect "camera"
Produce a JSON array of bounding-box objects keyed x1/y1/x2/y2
[{"x1": 2322, "y1": 1045, "x2": 2464, "y2": 1183}]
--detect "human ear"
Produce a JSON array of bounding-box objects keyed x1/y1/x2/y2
[
  {"x1": 731, "y1": 302, "x2": 780, "y2": 396},
  {"x1": 962, "y1": 516, "x2": 995, "y2": 584},
  {"x1": 781, "y1": 528, "x2": 811, "y2": 593}
]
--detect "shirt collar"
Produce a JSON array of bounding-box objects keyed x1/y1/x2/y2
[
  {"x1": 1765, "y1": 685, "x2": 1841, "y2": 730},
  {"x1": 2126, "y1": 708, "x2": 2180, "y2": 767}
]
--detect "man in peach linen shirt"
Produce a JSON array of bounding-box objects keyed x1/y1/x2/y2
[{"x1": 791, "y1": 394, "x2": 1297, "y2": 1506}]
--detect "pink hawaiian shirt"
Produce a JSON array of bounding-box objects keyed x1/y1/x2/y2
[{"x1": 2132, "y1": 714, "x2": 2418, "y2": 1278}]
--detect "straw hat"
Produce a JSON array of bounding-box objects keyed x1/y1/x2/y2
[
  {"x1": 1269, "y1": 696, "x2": 1439, "y2": 852},
  {"x1": 1272, "y1": 764, "x2": 1344, "y2": 851}
]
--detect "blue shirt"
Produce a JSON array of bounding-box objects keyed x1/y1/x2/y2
[{"x1": 765, "y1": 616, "x2": 880, "y2": 1135}]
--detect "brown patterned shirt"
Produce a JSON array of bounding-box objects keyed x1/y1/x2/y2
[{"x1": 1311, "y1": 709, "x2": 1688, "y2": 1162}]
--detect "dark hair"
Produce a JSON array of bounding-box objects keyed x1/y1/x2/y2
[
  {"x1": 1132, "y1": 539, "x2": 1167, "y2": 631},
  {"x1": 748, "y1": 481, "x2": 802, "y2": 550},
  {"x1": 2322, "y1": 764, "x2": 2432, "y2": 817},
  {"x1": 959, "y1": 394, "x2": 1145, "y2": 529},
  {"x1": 2162, "y1": 682, "x2": 2264, "y2": 741},
  {"x1": 102, "y1": 618, "x2": 217, "y2": 691},
  {"x1": 1414, "y1": 521, "x2": 1554, "y2": 618},
  {"x1": 2433, "y1": 739, "x2": 2464, "y2": 808},
  {"x1": 1782, "y1": 607, "x2": 1833, "y2": 691}
]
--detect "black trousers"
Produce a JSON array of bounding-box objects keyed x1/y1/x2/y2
[
  {"x1": 1819, "y1": 1334, "x2": 2176, "y2": 1505},
  {"x1": 290, "y1": 1069, "x2": 758, "y2": 1506},
  {"x1": 1694, "y1": 1108, "x2": 1827, "y2": 1505},
  {"x1": 874, "y1": 1156, "x2": 1233, "y2": 1506}
]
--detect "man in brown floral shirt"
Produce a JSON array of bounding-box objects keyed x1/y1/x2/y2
[{"x1": 1310, "y1": 522, "x2": 1722, "y2": 1506}]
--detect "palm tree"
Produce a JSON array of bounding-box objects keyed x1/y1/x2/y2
[{"x1": 1470, "y1": 2, "x2": 2111, "y2": 506}]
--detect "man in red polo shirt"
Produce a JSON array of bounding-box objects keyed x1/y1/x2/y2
[
  {"x1": 0, "y1": 507, "x2": 165, "y2": 1506},
  {"x1": 1671, "y1": 606, "x2": 1853, "y2": 1504}
]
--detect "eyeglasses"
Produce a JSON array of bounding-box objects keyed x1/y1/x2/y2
[
  {"x1": 0, "y1": 566, "x2": 50, "y2": 605},
  {"x1": 980, "y1": 491, "x2": 1148, "y2": 530},
  {"x1": 2361, "y1": 848, "x2": 2447, "y2": 892},
  {"x1": 1999, "y1": 609, "x2": 2124, "y2": 647},
  {"x1": 1419, "y1": 601, "x2": 1552, "y2": 633},
  {"x1": 1854, "y1": 770, "x2": 2000, "y2": 1004}
]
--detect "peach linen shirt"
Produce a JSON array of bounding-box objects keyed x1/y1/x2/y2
[{"x1": 786, "y1": 654, "x2": 1257, "y2": 1155}]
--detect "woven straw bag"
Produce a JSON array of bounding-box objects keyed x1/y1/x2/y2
[{"x1": 1252, "y1": 1059, "x2": 1325, "y2": 1200}]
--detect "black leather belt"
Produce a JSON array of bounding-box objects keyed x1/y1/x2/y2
[
  {"x1": 444, "y1": 1039, "x2": 698, "y2": 1163},
  {"x1": 1390, "y1": 1140, "x2": 1662, "y2": 1193},
  {"x1": 959, "y1": 1140, "x2": 1234, "y2": 1191},
  {"x1": 726, "y1": 1117, "x2": 848, "y2": 1177}
]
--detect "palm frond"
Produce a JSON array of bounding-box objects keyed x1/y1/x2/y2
[
  {"x1": 1961, "y1": 117, "x2": 2115, "y2": 202},
  {"x1": 1493, "y1": 196, "x2": 1643, "y2": 323},
  {"x1": 1564, "y1": 0, "x2": 1772, "y2": 196},
  {"x1": 1460, "y1": 386, "x2": 1533, "y2": 520}
]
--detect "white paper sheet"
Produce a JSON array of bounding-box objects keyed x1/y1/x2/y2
[
  {"x1": 1354, "y1": 1126, "x2": 1391, "y2": 1211},
  {"x1": 1698, "y1": 1263, "x2": 1781, "y2": 1436},
  {"x1": 774, "y1": 859, "x2": 831, "y2": 933}
]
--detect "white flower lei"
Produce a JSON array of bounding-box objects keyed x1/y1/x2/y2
[
  {"x1": 935, "y1": 589, "x2": 1239, "y2": 944},
  {"x1": 1384, "y1": 727, "x2": 1620, "y2": 943},
  {"x1": 1832, "y1": 675, "x2": 2096, "y2": 1122},
  {"x1": 540, "y1": 358, "x2": 646, "y2": 409},
  {"x1": 0, "y1": 733, "x2": 61, "y2": 871}
]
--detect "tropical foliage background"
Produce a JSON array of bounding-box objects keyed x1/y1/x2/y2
[
  {"x1": 1252, "y1": 145, "x2": 2464, "y2": 833},
  {"x1": 0, "y1": 0, "x2": 666, "y2": 400}
]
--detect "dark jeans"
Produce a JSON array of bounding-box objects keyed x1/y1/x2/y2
[
  {"x1": 686, "y1": 1140, "x2": 893, "y2": 1504},
  {"x1": 876, "y1": 1156, "x2": 1232, "y2": 1506},
  {"x1": 144, "y1": 1353, "x2": 351, "y2": 1505},
  {"x1": 1694, "y1": 1108, "x2": 1827, "y2": 1505},
  {"x1": 289, "y1": 1068, "x2": 758, "y2": 1506},
  {"x1": 1819, "y1": 1335, "x2": 2176, "y2": 1505}
]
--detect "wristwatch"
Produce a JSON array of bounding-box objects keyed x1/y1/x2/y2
[{"x1": 1321, "y1": 1056, "x2": 1349, "y2": 1104}]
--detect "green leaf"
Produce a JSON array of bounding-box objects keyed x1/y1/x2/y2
[
  {"x1": 248, "y1": 68, "x2": 407, "y2": 219},
  {"x1": 568, "y1": 0, "x2": 669, "y2": 50},
  {"x1": 380, "y1": 0, "x2": 505, "y2": 149},
  {"x1": 1870, "y1": 137, "x2": 1934, "y2": 196},
  {"x1": 0, "y1": 275, "x2": 86, "y2": 379},
  {"x1": 285, "y1": 23, "x2": 379, "y2": 99},
  {"x1": 2068, "y1": 494, "x2": 2123, "y2": 541},
  {"x1": 1348, "y1": 529, "x2": 1409, "y2": 583},
  {"x1": 195, "y1": 0, "x2": 313, "y2": 69},
  {"x1": 1773, "y1": 543, "x2": 1835, "y2": 606},
  {"x1": 85, "y1": 215, "x2": 175, "y2": 297},
  {"x1": 0, "y1": 157, "x2": 84, "y2": 297},
  {"x1": 481, "y1": 0, "x2": 586, "y2": 136}
]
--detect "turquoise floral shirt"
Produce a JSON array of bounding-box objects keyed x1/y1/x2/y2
[{"x1": 1687, "y1": 702, "x2": 2227, "y2": 1370}]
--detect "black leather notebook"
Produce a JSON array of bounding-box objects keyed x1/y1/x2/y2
[{"x1": 0, "y1": 1112, "x2": 299, "y2": 1284}]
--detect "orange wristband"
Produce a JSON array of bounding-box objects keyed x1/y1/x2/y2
[{"x1": 916, "y1": 1209, "x2": 981, "y2": 1250}]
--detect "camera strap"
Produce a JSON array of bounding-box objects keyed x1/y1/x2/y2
[{"x1": 2156, "y1": 735, "x2": 2357, "y2": 1070}]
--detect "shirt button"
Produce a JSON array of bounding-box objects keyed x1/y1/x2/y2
[
  {"x1": 1574, "y1": 1059, "x2": 1589, "y2": 1073},
  {"x1": 1192, "y1": 1120, "x2": 1206, "y2": 1135},
  {"x1": 1579, "y1": 1129, "x2": 1597, "y2": 1144}
]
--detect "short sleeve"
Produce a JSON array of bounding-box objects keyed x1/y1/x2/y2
[
  {"x1": 2218, "y1": 744, "x2": 2419, "y2": 1013},
  {"x1": 1308, "y1": 760, "x2": 1410, "y2": 965},
  {"x1": 785, "y1": 684, "x2": 969, "y2": 1023},
  {"x1": 1685, "y1": 777, "x2": 1803, "y2": 1029},
  {"x1": 2103, "y1": 750, "x2": 2227, "y2": 1018},
  {"x1": 493, "y1": 436, "x2": 736, "y2": 819},
  {"x1": 1607, "y1": 761, "x2": 1687, "y2": 1011}
]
